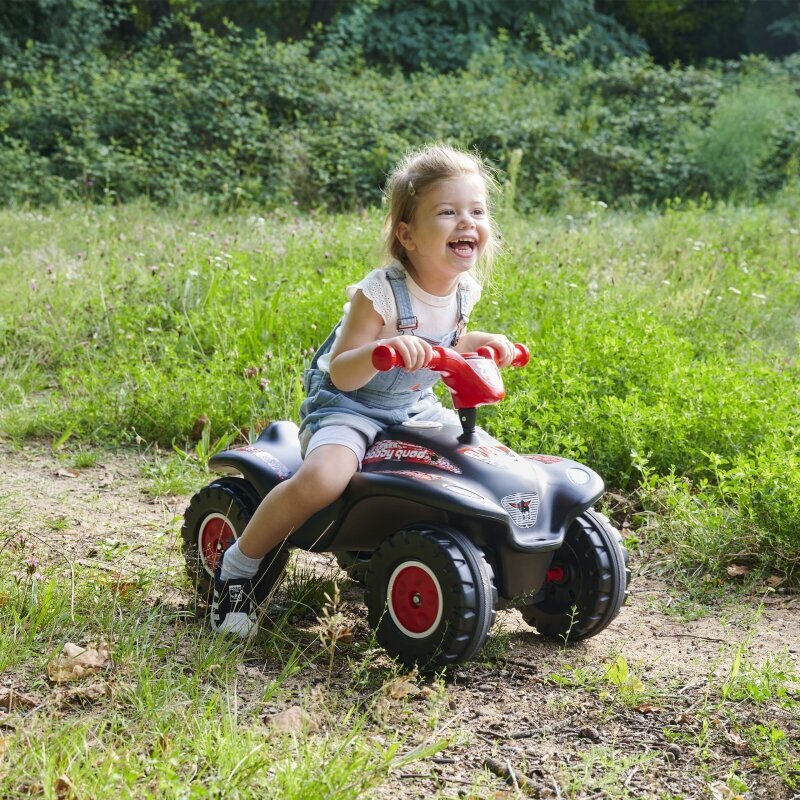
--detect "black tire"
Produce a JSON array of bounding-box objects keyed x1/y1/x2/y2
[
  {"x1": 335, "y1": 551, "x2": 372, "y2": 585},
  {"x1": 364, "y1": 526, "x2": 497, "y2": 669},
  {"x1": 521, "y1": 509, "x2": 630, "y2": 642},
  {"x1": 181, "y1": 477, "x2": 289, "y2": 607}
]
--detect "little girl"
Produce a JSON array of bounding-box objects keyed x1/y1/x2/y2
[{"x1": 213, "y1": 144, "x2": 516, "y2": 636}]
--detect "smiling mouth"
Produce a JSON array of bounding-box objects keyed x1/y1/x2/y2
[{"x1": 448, "y1": 238, "x2": 477, "y2": 257}]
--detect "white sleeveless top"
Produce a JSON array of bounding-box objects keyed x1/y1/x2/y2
[{"x1": 317, "y1": 262, "x2": 482, "y2": 372}]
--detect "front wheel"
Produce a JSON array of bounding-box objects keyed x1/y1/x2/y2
[
  {"x1": 521, "y1": 509, "x2": 630, "y2": 642},
  {"x1": 181, "y1": 477, "x2": 289, "y2": 606},
  {"x1": 364, "y1": 526, "x2": 497, "y2": 669}
]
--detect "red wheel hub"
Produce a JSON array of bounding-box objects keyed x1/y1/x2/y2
[
  {"x1": 198, "y1": 513, "x2": 236, "y2": 575},
  {"x1": 546, "y1": 564, "x2": 566, "y2": 584},
  {"x1": 388, "y1": 562, "x2": 443, "y2": 637}
]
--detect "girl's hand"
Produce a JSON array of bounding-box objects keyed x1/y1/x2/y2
[
  {"x1": 378, "y1": 336, "x2": 433, "y2": 372},
  {"x1": 459, "y1": 332, "x2": 516, "y2": 366},
  {"x1": 481, "y1": 335, "x2": 516, "y2": 367}
]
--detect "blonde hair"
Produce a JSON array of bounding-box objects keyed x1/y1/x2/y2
[{"x1": 383, "y1": 144, "x2": 500, "y2": 283}]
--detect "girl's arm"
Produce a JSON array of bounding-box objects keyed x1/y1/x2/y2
[
  {"x1": 455, "y1": 330, "x2": 516, "y2": 366},
  {"x1": 328, "y1": 290, "x2": 434, "y2": 391}
]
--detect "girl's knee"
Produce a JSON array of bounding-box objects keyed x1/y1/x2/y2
[{"x1": 290, "y1": 455, "x2": 356, "y2": 506}]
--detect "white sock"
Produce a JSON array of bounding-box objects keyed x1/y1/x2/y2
[{"x1": 219, "y1": 541, "x2": 262, "y2": 580}]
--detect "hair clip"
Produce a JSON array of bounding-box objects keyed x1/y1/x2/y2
[{"x1": 407, "y1": 180, "x2": 416, "y2": 196}]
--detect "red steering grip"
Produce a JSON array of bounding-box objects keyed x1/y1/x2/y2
[
  {"x1": 371, "y1": 343, "x2": 529, "y2": 372},
  {"x1": 476, "y1": 343, "x2": 530, "y2": 368},
  {"x1": 371, "y1": 344, "x2": 403, "y2": 371}
]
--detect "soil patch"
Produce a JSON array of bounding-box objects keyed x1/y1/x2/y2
[{"x1": 1, "y1": 442, "x2": 798, "y2": 798}]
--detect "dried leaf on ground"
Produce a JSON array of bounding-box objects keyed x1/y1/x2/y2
[
  {"x1": 47, "y1": 641, "x2": 111, "y2": 683},
  {"x1": 0, "y1": 688, "x2": 39, "y2": 711},
  {"x1": 710, "y1": 781, "x2": 745, "y2": 800},
  {"x1": 726, "y1": 564, "x2": 750, "y2": 578},
  {"x1": 55, "y1": 680, "x2": 112, "y2": 706},
  {"x1": 264, "y1": 705, "x2": 319, "y2": 735},
  {"x1": 103, "y1": 573, "x2": 139, "y2": 596},
  {"x1": 54, "y1": 774, "x2": 75, "y2": 800},
  {"x1": 382, "y1": 671, "x2": 423, "y2": 700},
  {"x1": 54, "y1": 468, "x2": 79, "y2": 479}
]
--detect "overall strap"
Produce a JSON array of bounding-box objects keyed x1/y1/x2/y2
[
  {"x1": 308, "y1": 325, "x2": 339, "y2": 370},
  {"x1": 451, "y1": 280, "x2": 471, "y2": 346},
  {"x1": 385, "y1": 265, "x2": 418, "y2": 333}
]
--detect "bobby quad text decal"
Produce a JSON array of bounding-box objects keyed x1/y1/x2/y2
[{"x1": 363, "y1": 440, "x2": 461, "y2": 474}]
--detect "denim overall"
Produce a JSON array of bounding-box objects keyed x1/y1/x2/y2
[{"x1": 298, "y1": 265, "x2": 470, "y2": 455}]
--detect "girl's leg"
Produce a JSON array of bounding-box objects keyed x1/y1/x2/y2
[
  {"x1": 211, "y1": 443, "x2": 359, "y2": 636},
  {"x1": 237, "y1": 443, "x2": 360, "y2": 559}
]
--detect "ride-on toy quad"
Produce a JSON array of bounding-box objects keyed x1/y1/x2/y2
[{"x1": 182, "y1": 344, "x2": 630, "y2": 668}]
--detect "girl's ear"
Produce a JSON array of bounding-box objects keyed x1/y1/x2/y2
[{"x1": 395, "y1": 222, "x2": 416, "y2": 252}]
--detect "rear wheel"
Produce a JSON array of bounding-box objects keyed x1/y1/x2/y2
[
  {"x1": 364, "y1": 526, "x2": 496, "y2": 669},
  {"x1": 181, "y1": 477, "x2": 289, "y2": 606},
  {"x1": 521, "y1": 509, "x2": 630, "y2": 642}
]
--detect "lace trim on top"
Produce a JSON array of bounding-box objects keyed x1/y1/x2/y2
[
  {"x1": 351, "y1": 262, "x2": 481, "y2": 328},
  {"x1": 315, "y1": 262, "x2": 481, "y2": 372}
]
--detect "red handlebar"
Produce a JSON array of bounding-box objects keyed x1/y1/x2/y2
[
  {"x1": 371, "y1": 343, "x2": 529, "y2": 372},
  {"x1": 476, "y1": 344, "x2": 530, "y2": 368}
]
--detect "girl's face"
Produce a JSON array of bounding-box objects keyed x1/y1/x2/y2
[{"x1": 395, "y1": 174, "x2": 491, "y2": 289}]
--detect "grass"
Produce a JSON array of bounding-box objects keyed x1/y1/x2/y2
[
  {"x1": 0, "y1": 547, "x2": 449, "y2": 799},
  {"x1": 1, "y1": 194, "x2": 799, "y2": 582},
  {"x1": 1, "y1": 195, "x2": 800, "y2": 797}
]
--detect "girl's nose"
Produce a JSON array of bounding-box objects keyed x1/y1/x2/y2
[{"x1": 458, "y1": 212, "x2": 475, "y2": 227}]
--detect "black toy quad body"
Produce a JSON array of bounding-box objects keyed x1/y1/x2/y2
[{"x1": 182, "y1": 344, "x2": 630, "y2": 668}]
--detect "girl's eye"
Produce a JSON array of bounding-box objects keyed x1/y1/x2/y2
[
  {"x1": 473, "y1": 208, "x2": 485, "y2": 216},
  {"x1": 439, "y1": 209, "x2": 455, "y2": 216}
]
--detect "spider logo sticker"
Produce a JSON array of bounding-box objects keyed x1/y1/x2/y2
[
  {"x1": 501, "y1": 492, "x2": 540, "y2": 528},
  {"x1": 363, "y1": 441, "x2": 461, "y2": 474}
]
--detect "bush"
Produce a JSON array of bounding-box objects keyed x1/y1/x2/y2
[{"x1": 0, "y1": 27, "x2": 798, "y2": 210}]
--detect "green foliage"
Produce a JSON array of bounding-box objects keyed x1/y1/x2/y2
[
  {"x1": 686, "y1": 74, "x2": 800, "y2": 199},
  {"x1": 319, "y1": 0, "x2": 644, "y2": 73},
  {"x1": 0, "y1": 25, "x2": 798, "y2": 211},
  {"x1": 602, "y1": 0, "x2": 800, "y2": 63},
  {"x1": 0, "y1": 0, "x2": 125, "y2": 59}
]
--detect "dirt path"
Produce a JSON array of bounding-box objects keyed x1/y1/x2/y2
[{"x1": 2, "y1": 442, "x2": 798, "y2": 799}]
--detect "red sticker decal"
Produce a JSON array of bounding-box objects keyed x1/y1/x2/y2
[
  {"x1": 458, "y1": 444, "x2": 519, "y2": 467},
  {"x1": 525, "y1": 454, "x2": 563, "y2": 464},
  {"x1": 363, "y1": 440, "x2": 461, "y2": 474},
  {"x1": 235, "y1": 446, "x2": 292, "y2": 479},
  {"x1": 372, "y1": 470, "x2": 442, "y2": 482}
]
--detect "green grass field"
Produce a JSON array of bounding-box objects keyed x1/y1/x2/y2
[
  {"x1": 1, "y1": 195, "x2": 799, "y2": 798},
  {"x1": 2, "y1": 192, "x2": 798, "y2": 582}
]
